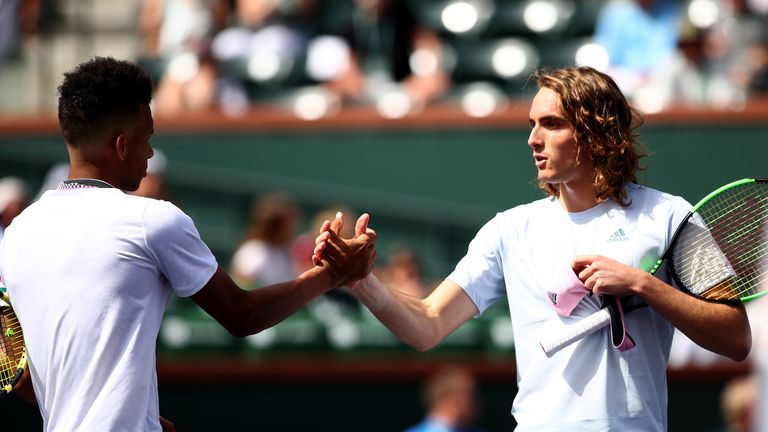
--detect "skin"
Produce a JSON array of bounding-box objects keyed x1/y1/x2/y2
[
  {"x1": 314, "y1": 87, "x2": 751, "y2": 362},
  {"x1": 528, "y1": 87, "x2": 596, "y2": 213}
]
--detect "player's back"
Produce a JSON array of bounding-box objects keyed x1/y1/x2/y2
[{"x1": 0, "y1": 187, "x2": 169, "y2": 432}]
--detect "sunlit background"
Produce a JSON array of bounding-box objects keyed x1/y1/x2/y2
[{"x1": 2, "y1": 0, "x2": 768, "y2": 430}]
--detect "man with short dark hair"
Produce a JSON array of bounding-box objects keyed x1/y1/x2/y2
[{"x1": 0, "y1": 56, "x2": 377, "y2": 431}]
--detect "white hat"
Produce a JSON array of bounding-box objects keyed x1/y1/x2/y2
[{"x1": 0, "y1": 177, "x2": 27, "y2": 214}]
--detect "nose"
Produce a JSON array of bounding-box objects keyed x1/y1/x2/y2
[
  {"x1": 528, "y1": 125, "x2": 541, "y2": 149},
  {"x1": 148, "y1": 146, "x2": 155, "y2": 159}
]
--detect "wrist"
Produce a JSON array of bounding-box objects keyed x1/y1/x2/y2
[
  {"x1": 353, "y1": 273, "x2": 389, "y2": 313},
  {"x1": 634, "y1": 270, "x2": 661, "y2": 299},
  {"x1": 301, "y1": 264, "x2": 338, "y2": 293}
]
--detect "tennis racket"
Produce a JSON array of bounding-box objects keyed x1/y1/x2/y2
[
  {"x1": 540, "y1": 178, "x2": 768, "y2": 356},
  {"x1": 0, "y1": 284, "x2": 27, "y2": 397}
]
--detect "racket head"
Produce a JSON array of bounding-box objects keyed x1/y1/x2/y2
[
  {"x1": 667, "y1": 178, "x2": 768, "y2": 302},
  {"x1": 0, "y1": 289, "x2": 27, "y2": 397}
]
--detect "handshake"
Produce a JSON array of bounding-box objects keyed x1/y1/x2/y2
[{"x1": 311, "y1": 211, "x2": 378, "y2": 290}]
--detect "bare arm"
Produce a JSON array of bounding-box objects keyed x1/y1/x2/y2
[
  {"x1": 159, "y1": 416, "x2": 175, "y2": 432},
  {"x1": 192, "y1": 224, "x2": 375, "y2": 337},
  {"x1": 313, "y1": 212, "x2": 478, "y2": 351},
  {"x1": 14, "y1": 363, "x2": 36, "y2": 404},
  {"x1": 353, "y1": 274, "x2": 479, "y2": 351},
  {"x1": 574, "y1": 255, "x2": 751, "y2": 361}
]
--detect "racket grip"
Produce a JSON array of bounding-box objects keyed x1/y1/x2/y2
[{"x1": 539, "y1": 308, "x2": 612, "y2": 357}]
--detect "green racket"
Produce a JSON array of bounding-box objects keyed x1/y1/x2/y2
[
  {"x1": 541, "y1": 178, "x2": 768, "y2": 356},
  {"x1": 0, "y1": 285, "x2": 27, "y2": 397}
]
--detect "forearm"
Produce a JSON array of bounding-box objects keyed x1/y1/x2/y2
[
  {"x1": 637, "y1": 274, "x2": 751, "y2": 361},
  {"x1": 235, "y1": 266, "x2": 336, "y2": 335},
  {"x1": 354, "y1": 274, "x2": 469, "y2": 351},
  {"x1": 14, "y1": 364, "x2": 36, "y2": 405},
  {"x1": 193, "y1": 266, "x2": 337, "y2": 338}
]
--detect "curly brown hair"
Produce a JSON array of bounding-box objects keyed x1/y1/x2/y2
[{"x1": 534, "y1": 66, "x2": 646, "y2": 206}]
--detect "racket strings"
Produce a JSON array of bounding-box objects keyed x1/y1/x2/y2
[
  {"x1": 704, "y1": 186, "x2": 768, "y2": 299},
  {"x1": 0, "y1": 306, "x2": 25, "y2": 388},
  {"x1": 672, "y1": 183, "x2": 768, "y2": 301}
]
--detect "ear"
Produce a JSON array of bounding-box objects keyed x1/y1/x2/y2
[{"x1": 114, "y1": 133, "x2": 128, "y2": 161}]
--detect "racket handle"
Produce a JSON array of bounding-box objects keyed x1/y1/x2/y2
[{"x1": 539, "y1": 308, "x2": 612, "y2": 357}]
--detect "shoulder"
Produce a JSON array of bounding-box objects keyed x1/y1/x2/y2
[
  {"x1": 497, "y1": 196, "x2": 554, "y2": 218},
  {"x1": 468, "y1": 197, "x2": 553, "y2": 247},
  {"x1": 492, "y1": 196, "x2": 556, "y2": 227},
  {"x1": 627, "y1": 184, "x2": 691, "y2": 213},
  {"x1": 141, "y1": 197, "x2": 189, "y2": 222},
  {"x1": 138, "y1": 197, "x2": 197, "y2": 239}
]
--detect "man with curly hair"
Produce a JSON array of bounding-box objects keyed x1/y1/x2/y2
[
  {"x1": 0, "y1": 56, "x2": 376, "y2": 431},
  {"x1": 314, "y1": 66, "x2": 750, "y2": 430}
]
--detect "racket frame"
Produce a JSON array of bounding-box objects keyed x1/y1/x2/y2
[
  {"x1": 0, "y1": 288, "x2": 28, "y2": 397},
  {"x1": 540, "y1": 177, "x2": 768, "y2": 356}
]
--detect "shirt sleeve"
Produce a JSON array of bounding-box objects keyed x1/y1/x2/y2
[
  {"x1": 143, "y1": 200, "x2": 218, "y2": 298},
  {"x1": 447, "y1": 214, "x2": 506, "y2": 315}
]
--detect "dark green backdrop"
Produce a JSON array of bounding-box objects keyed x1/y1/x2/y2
[{"x1": 1, "y1": 120, "x2": 763, "y2": 430}]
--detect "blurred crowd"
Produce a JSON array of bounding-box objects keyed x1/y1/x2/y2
[
  {"x1": 1, "y1": 0, "x2": 768, "y2": 117},
  {"x1": 130, "y1": 0, "x2": 768, "y2": 116},
  {"x1": 3, "y1": 149, "x2": 768, "y2": 430}
]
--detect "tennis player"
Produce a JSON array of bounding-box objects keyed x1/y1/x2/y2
[
  {"x1": 0, "y1": 57, "x2": 376, "y2": 431},
  {"x1": 314, "y1": 66, "x2": 751, "y2": 430}
]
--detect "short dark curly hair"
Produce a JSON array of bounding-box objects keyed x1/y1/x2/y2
[
  {"x1": 534, "y1": 66, "x2": 646, "y2": 207},
  {"x1": 58, "y1": 57, "x2": 153, "y2": 146}
]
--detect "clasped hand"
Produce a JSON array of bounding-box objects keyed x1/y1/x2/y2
[{"x1": 312, "y1": 212, "x2": 377, "y2": 287}]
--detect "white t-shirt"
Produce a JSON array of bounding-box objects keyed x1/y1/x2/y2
[
  {"x1": 448, "y1": 184, "x2": 691, "y2": 431},
  {"x1": 231, "y1": 239, "x2": 297, "y2": 286},
  {"x1": 0, "y1": 186, "x2": 218, "y2": 432}
]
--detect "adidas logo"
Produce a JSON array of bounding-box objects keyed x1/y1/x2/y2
[
  {"x1": 607, "y1": 228, "x2": 629, "y2": 243},
  {"x1": 547, "y1": 291, "x2": 558, "y2": 305}
]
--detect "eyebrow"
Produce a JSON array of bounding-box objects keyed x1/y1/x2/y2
[{"x1": 530, "y1": 115, "x2": 565, "y2": 124}]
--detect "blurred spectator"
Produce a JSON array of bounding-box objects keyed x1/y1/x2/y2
[
  {"x1": 231, "y1": 192, "x2": 301, "y2": 288},
  {"x1": 404, "y1": 365, "x2": 483, "y2": 432},
  {"x1": 745, "y1": 39, "x2": 768, "y2": 93},
  {"x1": 698, "y1": 0, "x2": 768, "y2": 105},
  {"x1": 0, "y1": 177, "x2": 28, "y2": 242},
  {"x1": 211, "y1": 0, "x2": 315, "y2": 113},
  {"x1": 594, "y1": 0, "x2": 684, "y2": 109},
  {"x1": 378, "y1": 244, "x2": 430, "y2": 299},
  {"x1": 0, "y1": 0, "x2": 23, "y2": 65},
  {"x1": 719, "y1": 374, "x2": 757, "y2": 432},
  {"x1": 0, "y1": 0, "x2": 59, "y2": 66},
  {"x1": 138, "y1": 0, "x2": 229, "y2": 115},
  {"x1": 130, "y1": 148, "x2": 171, "y2": 200},
  {"x1": 306, "y1": 0, "x2": 450, "y2": 114},
  {"x1": 34, "y1": 162, "x2": 70, "y2": 202}
]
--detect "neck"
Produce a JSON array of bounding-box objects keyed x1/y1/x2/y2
[
  {"x1": 67, "y1": 147, "x2": 120, "y2": 188},
  {"x1": 557, "y1": 181, "x2": 599, "y2": 213},
  {"x1": 429, "y1": 408, "x2": 461, "y2": 428}
]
